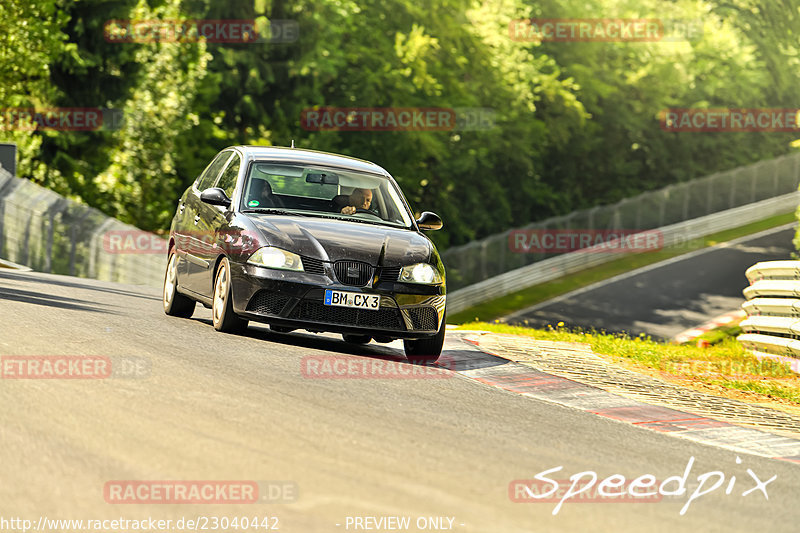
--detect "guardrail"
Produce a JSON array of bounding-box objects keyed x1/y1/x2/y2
[
  {"x1": 443, "y1": 151, "x2": 800, "y2": 291},
  {"x1": 448, "y1": 192, "x2": 800, "y2": 314},
  {"x1": 738, "y1": 260, "x2": 800, "y2": 373},
  {"x1": 0, "y1": 167, "x2": 166, "y2": 287}
]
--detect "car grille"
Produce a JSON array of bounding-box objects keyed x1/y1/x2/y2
[
  {"x1": 377, "y1": 266, "x2": 401, "y2": 283},
  {"x1": 301, "y1": 256, "x2": 326, "y2": 275},
  {"x1": 246, "y1": 291, "x2": 291, "y2": 315},
  {"x1": 333, "y1": 260, "x2": 373, "y2": 286},
  {"x1": 407, "y1": 306, "x2": 439, "y2": 331},
  {"x1": 290, "y1": 301, "x2": 404, "y2": 330}
]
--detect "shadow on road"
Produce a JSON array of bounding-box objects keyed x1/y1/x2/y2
[
  {"x1": 0, "y1": 269, "x2": 161, "y2": 302},
  {"x1": 191, "y1": 318, "x2": 509, "y2": 372},
  {"x1": 0, "y1": 285, "x2": 116, "y2": 314}
]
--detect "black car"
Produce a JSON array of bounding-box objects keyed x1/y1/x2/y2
[{"x1": 162, "y1": 146, "x2": 446, "y2": 361}]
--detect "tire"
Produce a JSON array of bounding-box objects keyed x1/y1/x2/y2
[
  {"x1": 212, "y1": 257, "x2": 249, "y2": 333},
  {"x1": 342, "y1": 334, "x2": 371, "y2": 344},
  {"x1": 163, "y1": 250, "x2": 195, "y2": 318},
  {"x1": 403, "y1": 310, "x2": 446, "y2": 364}
]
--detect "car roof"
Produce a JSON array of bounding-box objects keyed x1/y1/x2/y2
[{"x1": 230, "y1": 145, "x2": 391, "y2": 177}]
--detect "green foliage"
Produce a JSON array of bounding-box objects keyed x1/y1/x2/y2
[
  {"x1": 528, "y1": 0, "x2": 800, "y2": 209},
  {"x1": 0, "y1": 0, "x2": 70, "y2": 184},
  {"x1": 2, "y1": 0, "x2": 800, "y2": 245},
  {"x1": 92, "y1": 1, "x2": 211, "y2": 230}
]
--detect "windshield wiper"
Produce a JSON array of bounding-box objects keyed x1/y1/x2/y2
[
  {"x1": 243, "y1": 208, "x2": 404, "y2": 227},
  {"x1": 343, "y1": 217, "x2": 402, "y2": 228},
  {"x1": 241, "y1": 208, "x2": 312, "y2": 217}
]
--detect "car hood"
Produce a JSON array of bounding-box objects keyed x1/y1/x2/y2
[{"x1": 248, "y1": 215, "x2": 432, "y2": 266}]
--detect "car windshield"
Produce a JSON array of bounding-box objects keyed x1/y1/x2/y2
[{"x1": 240, "y1": 162, "x2": 414, "y2": 228}]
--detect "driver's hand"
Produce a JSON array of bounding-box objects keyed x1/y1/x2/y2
[{"x1": 341, "y1": 206, "x2": 356, "y2": 215}]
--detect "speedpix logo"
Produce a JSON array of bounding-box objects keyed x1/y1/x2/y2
[{"x1": 510, "y1": 456, "x2": 776, "y2": 515}]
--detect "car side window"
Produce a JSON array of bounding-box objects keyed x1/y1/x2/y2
[
  {"x1": 195, "y1": 151, "x2": 232, "y2": 191},
  {"x1": 215, "y1": 153, "x2": 241, "y2": 199}
]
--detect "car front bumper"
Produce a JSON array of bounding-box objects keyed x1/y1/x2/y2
[{"x1": 230, "y1": 262, "x2": 446, "y2": 339}]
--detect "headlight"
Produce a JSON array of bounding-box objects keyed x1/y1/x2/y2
[
  {"x1": 399, "y1": 263, "x2": 442, "y2": 284},
  {"x1": 247, "y1": 247, "x2": 304, "y2": 271}
]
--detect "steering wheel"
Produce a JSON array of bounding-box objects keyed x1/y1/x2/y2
[{"x1": 351, "y1": 208, "x2": 381, "y2": 219}]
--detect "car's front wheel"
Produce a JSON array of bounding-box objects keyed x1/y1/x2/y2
[
  {"x1": 403, "y1": 311, "x2": 445, "y2": 363},
  {"x1": 163, "y1": 250, "x2": 195, "y2": 318},
  {"x1": 212, "y1": 257, "x2": 249, "y2": 333}
]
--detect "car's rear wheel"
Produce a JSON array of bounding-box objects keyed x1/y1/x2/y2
[
  {"x1": 212, "y1": 257, "x2": 248, "y2": 333},
  {"x1": 163, "y1": 250, "x2": 195, "y2": 318},
  {"x1": 403, "y1": 311, "x2": 445, "y2": 363},
  {"x1": 342, "y1": 334, "x2": 371, "y2": 344}
]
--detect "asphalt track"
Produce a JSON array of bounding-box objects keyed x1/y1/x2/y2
[
  {"x1": 503, "y1": 225, "x2": 796, "y2": 340},
  {"x1": 1, "y1": 267, "x2": 799, "y2": 532}
]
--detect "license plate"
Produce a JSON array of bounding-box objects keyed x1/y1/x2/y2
[{"x1": 324, "y1": 290, "x2": 380, "y2": 310}]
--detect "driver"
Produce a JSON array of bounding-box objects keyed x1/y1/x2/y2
[
  {"x1": 250, "y1": 179, "x2": 282, "y2": 207},
  {"x1": 337, "y1": 188, "x2": 373, "y2": 215}
]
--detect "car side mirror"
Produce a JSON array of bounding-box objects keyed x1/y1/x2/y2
[
  {"x1": 200, "y1": 187, "x2": 231, "y2": 208},
  {"x1": 416, "y1": 211, "x2": 443, "y2": 231}
]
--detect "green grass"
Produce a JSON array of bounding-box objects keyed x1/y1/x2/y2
[
  {"x1": 449, "y1": 212, "x2": 796, "y2": 324},
  {"x1": 456, "y1": 322, "x2": 800, "y2": 405},
  {"x1": 692, "y1": 324, "x2": 743, "y2": 346},
  {"x1": 715, "y1": 380, "x2": 800, "y2": 404}
]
